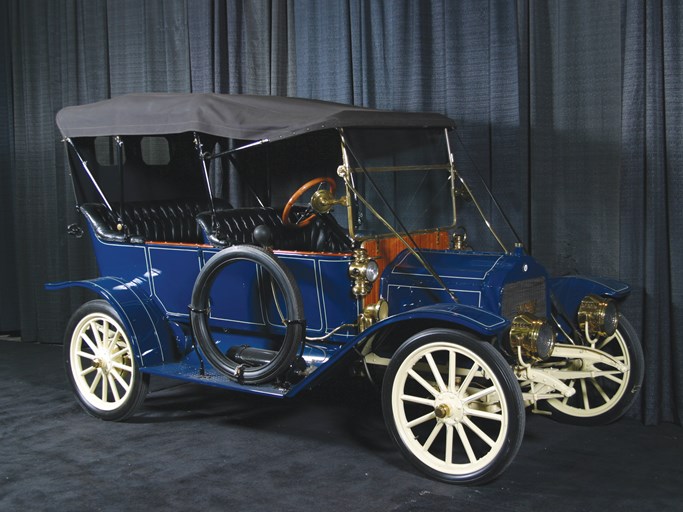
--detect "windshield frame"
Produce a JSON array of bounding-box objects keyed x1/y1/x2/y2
[{"x1": 338, "y1": 127, "x2": 457, "y2": 243}]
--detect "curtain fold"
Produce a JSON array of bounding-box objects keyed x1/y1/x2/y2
[
  {"x1": 0, "y1": 0, "x2": 20, "y2": 333},
  {"x1": 0, "y1": 0, "x2": 680, "y2": 424},
  {"x1": 620, "y1": 0, "x2": 682, "y2": 424},
  {"x1": 9, "y1": 0, "x2": 90, "y2": 342}
]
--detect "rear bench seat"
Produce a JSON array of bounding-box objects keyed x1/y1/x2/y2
[{"x1": 79, "y1": 199, "x2": 231, "y2": 244}]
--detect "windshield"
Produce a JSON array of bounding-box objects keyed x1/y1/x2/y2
[
  {"x1": 343, "y1": 128, "x2": 454, "y2": 236},
  {"x1": 343, "y1": 127, "x2": 522, "y2": 252}
]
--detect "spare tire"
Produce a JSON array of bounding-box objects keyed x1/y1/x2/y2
[{"x1": 190, "y1": 245, "x2": 305, "y2": 384}]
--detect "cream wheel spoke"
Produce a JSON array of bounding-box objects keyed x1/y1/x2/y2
[
  {"x1": 465, "y1": 407, "x2": 503, "y2": 422},
  {"x1": 111, "y1": 361, "x2": 133, "y2": 373},
  {"x1": 590, "y1": 377, "x2": 610, "y2": 404},
  {"x1": 110, "y1": 347, "x2": 129, "y2": 360},
  {"x1": 422, "y1": 422, "x2": 444, "y2": 452},
  {"x1": 91, "y1": 322, "x2": 103, "y2": 349},
  {"x1": 76, "y1": 350, "x2": 96, "y2": 361},
  {"x1": 108, "y1": 374, "x2": 120, "y2": 402},
  {"x1": 458, "y1": 363, "x2": 479, "y2": 398},
  {"x1": 400, "y1": 394, "x2": 435, "y2": 407},
  {"x1": 111, "y1": 370, "x2": 131, "y2": 392},
  {"x1": 80, "y1": 332, "x2": 98, "y2": 355},
  {"x1": 445, "y1": 424, "x2": 454, "y2": 465},
  {"x1": 581, "y1": 378, "x2": 590, "y2": 410},
  {"x1": 102, "y1": 321, "x2": 112, "y2": 351},
  {"x1": 462, "y1": 417, "x2": 496, "y2": 448},
  {"x1": 406, "y1": 411, "x2": 436, "y2": 429},
  {"x1": 448, "y1": 350, "x2": 457, "y2": 392},
  {"x1": 454, "y1": 423, "x2": 476, "y2": 464},
  {"x1": 89, "y1": 369, "x2": 103, "y2": 393},
  {"x1": 80, "y1": 365, "x2": 97, "y2": 377},
  {"x1": 602, "y1": 373, "x2": 624, "y2": 385},
  {"x1": 562, "y1": 380, "x2": 576, "y2": 404},
  {"x1": 100, "y1": 370, "x2": 109, "y2": 402},
  {"x1": 408, "y1": 369, "x2": 439, "y2": 397},
  {"x1": 425, "y1": 353, "x2": 447, "y2": 393},
  {"x1": 596, "y1": 333, "x2": 617, "y2": 351},
  {"x1": 463, "y1": 385, "x2": 496, "y2": 404}
]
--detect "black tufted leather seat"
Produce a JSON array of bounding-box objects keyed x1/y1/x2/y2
[
  {"x1": 79, "y1": 199, "x2": 231, "y2": 244},
  {"x1": 196, "y1": 207, "x2": 351, "y2": 253}
]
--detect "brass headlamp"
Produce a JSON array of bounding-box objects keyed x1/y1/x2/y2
[
  {"x1": 359, "y1": 299, "x2": 389, "y2": 331},
  {"x1": 577, "y1": 294, "x2": 618, "y2": 338},
  {"x1": 509, "y1": 313, "x2": 556, "y2": 361},
  {"x1": 348, "y1": 248, "x2": 379, "y2": 297}
]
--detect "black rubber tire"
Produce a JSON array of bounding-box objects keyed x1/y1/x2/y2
[
  {"x1": 541, "y1": 314, "x2": 644, "y2": 425},
  {"x1": 190, "y1": 245, "x2": 304, "y2": 384},
  {"x1": 64, "y1": 300, "x2": 149, "y2": 421},
  {"x1": 382, "y1": 328, "x2": 525, "y2": 484}
]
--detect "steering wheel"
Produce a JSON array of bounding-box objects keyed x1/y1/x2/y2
[{"x1": 281, "y1": 177, "x2": 337, "y2": 228}]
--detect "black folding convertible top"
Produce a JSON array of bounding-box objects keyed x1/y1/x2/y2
[{"x1": 56, "y1": 93, "x2": 455, "y2": 141}]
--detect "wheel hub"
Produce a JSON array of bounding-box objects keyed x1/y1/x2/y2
[
  {"x1": 91, "y1": 353, "x2": 113, "y2": 374},
  {"x1": 434, "y1": 404, "x2": 450, "y2": 419},
  {"x1": 568, "y1": 359, "x2": 583, "y2": 371},
  {"x1": 434, "y1": 392, "x2": 465, "y2": 425}
]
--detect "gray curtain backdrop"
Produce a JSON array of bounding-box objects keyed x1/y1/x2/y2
[
  {"x1": 1, "y1": 0, "x2": 680, "y2": 425},
  {"x1": 0, "y1": 1, "x2": 20, "y2": 334}
]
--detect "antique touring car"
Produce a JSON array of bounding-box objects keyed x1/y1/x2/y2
[{"x1": 48, "y1": 93, "x2": 643, "y2": 484}]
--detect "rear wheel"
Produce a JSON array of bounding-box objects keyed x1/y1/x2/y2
[
  {"x1": 382, "y1": 329, "x2": 524, "y2": 484},
  {"x1": 64, "y1": 300, "x2": 148, "y2": 421}
]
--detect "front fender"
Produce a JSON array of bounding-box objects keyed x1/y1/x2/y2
[
  {"x1": 361, "y1": 302, "x2": 509, "y2": 341},
  {"x1": 285, "y1": 302, "x2": 508, "y2": 397},
  {"x1": 550, "y1": 275, "x2": 631, "y2": 319},
  {"x1": 46, "y1": 277, "x2": 172, "y2": 367}
]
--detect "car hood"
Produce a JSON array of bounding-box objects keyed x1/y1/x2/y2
[{"x1": 380, "y1": 248, "x2": 549, "y2": 318}]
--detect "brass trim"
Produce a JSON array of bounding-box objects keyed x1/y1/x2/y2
[
  {"x1": 348, "y1": 164, "x2": 451, "y2": 173},
  {"x1": 358, "y1": 299, "x2": 389, "y2": 331},
  {"x1": 509, "y1": 313, "x2": 556, "y2": 362},
  {"x1": 434, "y1": 404, "x2": 450, "y2": 419},
  {"x1": 310, "y1": 189, "x2": 348, "y2": 214},
  {"x1": 348, "y1": 249, "x2": 374, "y2": 298},
  {"x1": 578, "y1": 294, "x2": 618, "y2": 338}
]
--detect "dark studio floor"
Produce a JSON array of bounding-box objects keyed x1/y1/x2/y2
[{"x1": 1, "y1": 339, "x2": 682, "y2": 512}]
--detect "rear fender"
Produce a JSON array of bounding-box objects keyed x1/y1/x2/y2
[
  {"x1": 46, "y1": 277, "x2": 172, "y2": 367},
  {"x1": 550, "y1": 276, "x2": 631, "y2": 319}
]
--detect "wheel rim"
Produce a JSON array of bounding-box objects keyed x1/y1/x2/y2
[
  {"x1": 546, "y1": 329, "x2": 631, "y2": 417},
  {"x1": 391, "y1": 341, "x2": 511, "y2": 476},
  {"x1": 69, "y1": 312, "x2": 137, "y2": 411}
]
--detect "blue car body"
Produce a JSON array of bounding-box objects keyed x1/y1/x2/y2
[{"x1": 47, "y1": 228, "x2": 628, "y2": 397}]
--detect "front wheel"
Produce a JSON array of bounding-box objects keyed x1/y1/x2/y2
[
  {"x1": 382, "y1": 329, "x2": 525, "y2": 484},
  {"x1": 541, "y1": 314, "x2": 644, "y2": 425},
  {"x1": 64, "y1": 300, "x2": 149, "y2": 421}
]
